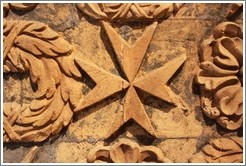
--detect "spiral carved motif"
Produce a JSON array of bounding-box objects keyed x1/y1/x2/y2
[{"x1": 196, "y1": 22, "x2": 243, "y2": 130}]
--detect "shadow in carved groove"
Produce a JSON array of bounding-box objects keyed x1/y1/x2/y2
[
  {"x1": 100, "y1": 26, "x2": 128, "y2": 80},
  {"x1": 104, "y1": 119, "x2": 156, "y2": 146}
]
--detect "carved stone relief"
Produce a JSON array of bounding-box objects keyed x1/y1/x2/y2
[
  {"x1": 76, "y1": 3, "x2": 183, "y2": 22},
  {"x1": 3, "y1": 20, "x2": 82, "y2": 142},
  {"x1": 2, "y1": 3, "x2": 244, "y2": 163},
  {"x1": 196, "y1": 21, "x2": 243, "y2": 130},
  {"x1": 87, "y1": 138, "x2": 171, "y2": 163},
  {"x1": 189, "y1": 136, "x2": 243, "y2": 163}
]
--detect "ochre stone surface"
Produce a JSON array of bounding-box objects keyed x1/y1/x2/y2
[
  {"x1": 189, "y1": 136, "x2": 243, "y2": 163},
  {"x1": 2, "y1": 3, "x2": 243, "y2": 163},
  {"x1": 196, "y1": 22, "x2": 243, "y2": 130}
]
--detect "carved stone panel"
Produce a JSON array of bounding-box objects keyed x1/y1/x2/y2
[{"x1": 2, "y1": 3, "x2": 243, "y2": 163}]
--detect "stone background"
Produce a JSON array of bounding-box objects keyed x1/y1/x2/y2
[{"x1": 3, "y1": 3, "x2": 243, "y2": 163}]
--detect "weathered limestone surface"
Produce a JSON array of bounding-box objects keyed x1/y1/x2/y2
[{"x1": 3, "y1": 3, "x2": 243, "y2": 163}]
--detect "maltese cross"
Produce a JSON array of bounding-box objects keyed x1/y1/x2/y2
[{"x1": 74, "y1": 21, "x2": 188, "y2": 138}]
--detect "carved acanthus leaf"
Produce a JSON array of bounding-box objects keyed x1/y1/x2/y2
[
  {"x1": 87, "y1": 138, "x2": 171, "y2": 163},
  {"x1": 76, "y1": 3, "x2": 183, "y2": 22},
  {"x1": 196, "y1": 22, "x2": 243, "y2": 130},
  {"x1": 3, "y1": 20, "x2": 82, "y2": 142},
  {"x1": 189, "y1": 136, "x2": 243, "y2": 163}
]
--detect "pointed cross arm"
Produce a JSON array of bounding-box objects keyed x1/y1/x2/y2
[{"x1": 74, "y1": 58, "x2": 129, "y2": 112}]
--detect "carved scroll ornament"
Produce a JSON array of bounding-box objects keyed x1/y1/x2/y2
[
  {"x1": 87, "y1": 138, "x2": 171, "y2": 163},
  {"x1": 77, "y1": 3, "x2": 183, "y2": 22},
  {"x1": 189, "y1": 136, "x2": 243, "y2": 163},
  {"x1": 196, "y1": 22, "x2": 243, "y2": 130},
  {"x1": 3, "y1": 20, "x2": 82, "y2": 142}
]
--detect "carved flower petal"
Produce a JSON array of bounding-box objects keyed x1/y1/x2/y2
[
  {"x1": 77, "y1": 3, "x2": 182, "y2": 21},
  {"x1": 76, "y1": 3, "x2": 108, "y2": 20},
  {"x1": 201, "y1": 97, "x2": 220, "y2": 119},
  {"x1": 211, "y1": 137, "x2": 242, "y2": 152},
  {"x1": 215, "y1": 83, "x2": 242, "y2": 116},
  {"x1": 20, "y1": 124, "x2": 52, "y2": 142},
  {"x1": 202, "y1": 137, "x2": 243, "y2": 162},
  {"x1": 218, "y1": 89, "x2": 242, "y2": 116},
  {"x1": 217, "y1": 115, "x2": 243, "y2": 130},
  {"x1": 229, "y1": 136, "x2": 243, "y2": 148},
  {"x1": 197, "y1": 75, "x2": 238, "y2": 91},
  {"x1": 202, "y1": 144, "x2": 221, "y2": 158},
  {"x1": 152, "y1": 4, "x2": 174, "y2": 19},
  {"x1": 15, "y1": 34, "x2": 70, "y2": 57},
  {"x1": 110, "y1": 141, "x2": 140, "y2": 163},
  {"x1": 213, "y1": 37, "x2": 240, "y2": 69},
  {"x1": 139, "y1": 146, "x2": 171, "y2": 163},
  {"x1": 213, "y1": 22, "x2": 242, "y2": 39},
  {"x1": 87, "y1": 145, "x2": 110, "y2": 163},
  {"x1": 231, "y1": 37, "x2": 243, "y2": 66},
  {"x1": 51, "y1": 102, "x2": 72, "y2": 134},
  {"x1": 23, "y1": 22, "x2": 59, "y2": 40},
  {"x1": 3, "y1": 118, "x2": 21, "y2": 141},
  {"x1": 198, "y1": 62, "x2": 237, "y2": 78}
]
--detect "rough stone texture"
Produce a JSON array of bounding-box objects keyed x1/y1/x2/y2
[{"x1": 3, "y1": 3, "x2": 243, "y2": 163}]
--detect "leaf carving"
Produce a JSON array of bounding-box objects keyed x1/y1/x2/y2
[
  {"x1": 3, "y1": 20, "x2": 82, "y2": 142},
  {"x1": 87, "y1": 138, "x2": 171, "y2": 163},
  {"x1": 189, "y1": 136, "x2": 243, "y2": 163},
  {"x1": 77, "y1": 3, "x2": 183, "y2": 22},
  {"x1": 196, "y1": 22, "x2": 243, "y2": 130}
]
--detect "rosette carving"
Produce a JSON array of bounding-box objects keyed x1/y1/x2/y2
[
  {"x1": 76, "y1": 3, "x2": 183, "y2": 22},
  {"x1": 196, "y1": 22, "x2": 243, "y2": 130},
  {"x1": 3, "y1": 20, "x2": 82, "y2": 142},
  {"x1": 87, "y1": 138, "x2": 171, "y2": 163},
  {"x1": 189, "y1": 136, "x2": 243, "y2": 163}
]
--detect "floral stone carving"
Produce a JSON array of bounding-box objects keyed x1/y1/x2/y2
[
  {"x1": 189, "y1": 136, "x2": 243, "y2": 163},
  {"x1": 74, "y1": 21, "x2": 188, "y2": 138},
  {"x1": 77, "y1": 3, "x2": 183, "y2": 22},
  {"x1": 87, "y1": 138, "x2": 171, "y2": 163},
  {"x1": 3, "y1": 20, "x2": 82, "y2": 142},
  {"x1": 196, "y1": 22, "x2": 243, "y2": 130}
]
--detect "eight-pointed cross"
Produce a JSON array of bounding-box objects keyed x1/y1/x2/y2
[{"x1": 74, "y1": 21, "x2": 188, "y2": 138}]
